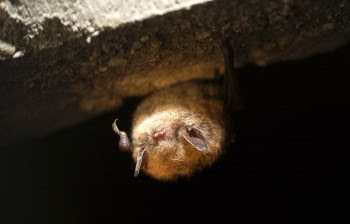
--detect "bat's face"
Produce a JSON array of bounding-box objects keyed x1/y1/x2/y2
[{"x1": 131, "y1": 109, "x2": 224, "y2": 181}]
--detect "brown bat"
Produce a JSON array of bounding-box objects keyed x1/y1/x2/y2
[{"x1": 112, "y1": 40, "x2": 242, "y2": 181}]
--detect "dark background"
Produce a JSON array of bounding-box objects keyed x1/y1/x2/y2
[{"x1": 1, "y1": 45, "x2": 349, "y2": 223}]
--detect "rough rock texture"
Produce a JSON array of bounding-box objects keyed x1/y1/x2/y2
[
  {"x1": 1, "y1": 0, "x2": 350, "y2": 146},
  {"x1": 0, "y1": 0, "x2": 208, "y2": 56}
]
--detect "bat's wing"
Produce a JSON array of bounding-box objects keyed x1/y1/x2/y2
[{"x1": 221, "y1": 40, "x2": 244, "y2": 113}]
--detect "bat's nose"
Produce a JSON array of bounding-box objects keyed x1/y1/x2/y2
[{"x1": 153, "y1": 130, "x2": 166, "y2": 140}]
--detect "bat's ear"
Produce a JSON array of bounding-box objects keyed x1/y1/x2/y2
[
  {"x1": 112, "y1": 119, "x2": 132, "y2": 152},
  {"x1": 134, "y1": 147, "x2": 146, "y2": 177},
  {"x1": 180, "y1": 126, "x2": 208, "y2": 151}
]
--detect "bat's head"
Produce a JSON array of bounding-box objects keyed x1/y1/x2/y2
[{"x1": 131, "y1": 109, "x2": 224, "y2": 181}]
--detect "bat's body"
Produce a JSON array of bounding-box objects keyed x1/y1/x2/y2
[
  {"x1": 131, "y1": 82, "x2": 226, "y2": 180},
  {"x1": 113, "y1": 41, "x2": 241, "y2": 181}
]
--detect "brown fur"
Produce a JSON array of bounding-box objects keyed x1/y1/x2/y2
[
  {"x1": 113, "y1": 41, "x2": 239, "y2": 181},
  {"x1": 131, "y1": 82, "x2": 226, "y2": 181}
]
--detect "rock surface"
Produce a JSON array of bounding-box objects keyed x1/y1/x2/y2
[{"x1": 1, "y1": 0, "x2": 350, "y2": 146}]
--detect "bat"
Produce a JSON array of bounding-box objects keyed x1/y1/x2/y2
[{"x1": 112, "y1": 40, "x2": 242, "y2": 181}]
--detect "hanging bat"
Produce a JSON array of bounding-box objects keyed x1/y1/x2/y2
[{"x1": 112, "y1": 40, "x2": 242, "y2": 181}]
